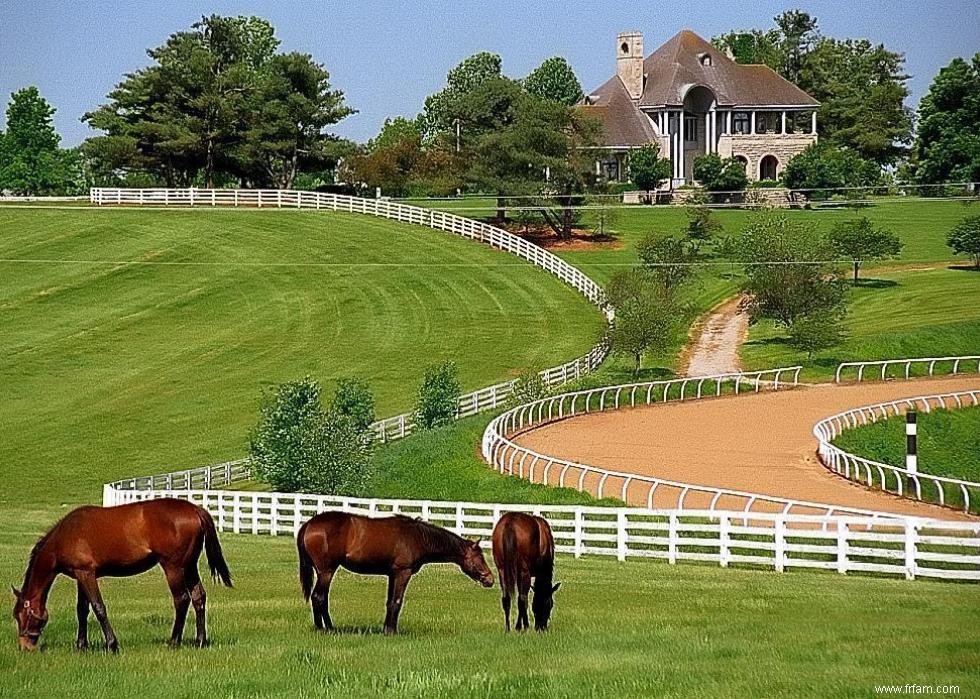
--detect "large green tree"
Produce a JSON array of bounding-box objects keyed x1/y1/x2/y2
[
  {"x1": 84, "y1": 15, "x2": 351, "y2": 187},
  {"x1": 523, "y1": 56, "x2": 583, "y2": 106},
  {"x1": 914, "y1": 54, "x2": 980, "y2": 185},
  {"x1": 0, "y1": 87, "x2": 76, "y2": 195},
  {"x1": 714, "y1": 11, "x2": 911, "y2": 165},
  {"x1": 418, "y1": 51, "x2": 503, "y2": 139}
]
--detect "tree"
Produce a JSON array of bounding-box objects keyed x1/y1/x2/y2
[
  {"x1": 331, "y1": 377, "x2": 376, "y2": 434},
  {"x1": 692, "y1": 153, "x2": 748, "y2": 193},
  {"x1": 629, "y1": 143, "x2": 672, "y2": 193},
  {"x1": 84, "y1": 15, "x2": 352, "y2": 187},
  {"x1": 605, "y1": 269, "x2": 683, "y2": 376},
  {"x1": 737, "y1": 213, "x2": 848, "y2": 325},
  {"x1": 415, "y1": 361, "x2": 461, "y2": 429},
  {"x1": 714, "y1": 12, "x2": 911, "y2": 165},
  {"x1": 523, "y1": 57, "x2": 583, "y2": 106},
  {"x1": 787, "y1": 309, "x2": 847, "y2": 358},
  {"x1": 418, "y1": 51, "x2": 503, "y2": 139},
  {"x1": 782, "y1": 141, "x2": 882, "y2": 199},
  {"x1": 247, "y1": 377, "x2": 372, "y2": 495},
  {"x1": 914, "y1": 54, "x2": 980, "y2": 185},
  {"x1": 685, "y1": 206, "x2": 722, "y2": 255},
  {"x1": 947, "y1": 215, "x2": 980, "y2": 269},
  {"x1": 636, "y1": 233, "x2": 697, "y2": 293},
  {"x1": 828, "y1": 218, "x2": 903, "y2": 282},
  {"x1": 0, "y1": 87, "x2": 75, "y2": 195}
]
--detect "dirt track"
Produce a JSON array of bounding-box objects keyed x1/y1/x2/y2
[{"x1": 514, "y1": 375, "x2": 980, "y2": 520}]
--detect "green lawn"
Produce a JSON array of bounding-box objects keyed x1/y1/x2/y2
[
  {"x1": 741, "y1": 267, "x2": 980, "y2": 381},
  {"x1": 0, "y1": 207, "x2": 603, "y2": 507},
  {"x1": 2, "y1": 505, "x2": 977, "y2": 698},
  {"x1": 834, "y1": 405, "x2": 980, "y2": 486}
]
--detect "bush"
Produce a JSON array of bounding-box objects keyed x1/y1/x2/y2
[
  {"x1": 506, "y1": 369, "x2": 550, "y2": 408},
  {"x1": 947, "y1": 214, "x2": 980, "y2": 268},
  {"x1": 415, "y1": 361, "x2": 461, "y2": 428},
  {"x1": 629, "y1": 143, "x2": 672, "y2": 192},
  {"x1": 787, "y1": 309, "x2": 847, "y2": 358},
  {"x1": 331, "y1": 377, "x2": 376, "y2": 433},
  {"x1": 692, "y1": 153, "x2": 748, "y2": 192},
  {"x1": 782, "y1": 142, "x2": 882, "y2": 200},
  {"x1": 248, "y1": 377, "x2": 373, "y2": 495}
]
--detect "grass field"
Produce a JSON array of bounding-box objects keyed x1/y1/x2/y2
[
  {"x1": 0, "y1": 207, "x2": 603, "y2": 507},
  {"x1": 2, "y1": 506, "x2": 978, "y2": 698},
  {"x1": 741, "y1": 267, "x2": 980, "y2": 380},
  {"x1": 834, "y1": 405, "x2": 980, "y2": 485}
]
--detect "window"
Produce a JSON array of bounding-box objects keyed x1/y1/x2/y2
[
  {"x1": 698, "y1": 52, "x2": 712, "y2": 66},
  {"x1": 732, "y1": 111, "x2": 750, "y2": 135},
  {"x1": 760, "y1": 155, "x2": 778, "y2": 181},
  {"x1": 621, "y1": 42, "x2": 630, "y2": 55},
  {"x1": 684, "y1": 114, "x2": 698, "y2": 142},
  {"x1": 757, "y1": 112, "x2": 779, "y2": 134}
]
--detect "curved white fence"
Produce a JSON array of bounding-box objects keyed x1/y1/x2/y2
[
  {"x1": 103, "y1": 468, "x2": 980, "y2": 582},
  {"x1": 835, "y1": 356, "x2": 980, "y2": 383},
  {"x1": 91, "y1": 187, "x2": 610, "y2": 441},
  {"x1": 477, "y1": 367, "x2": 894, "y2": 518},
  {"x1": 814, "y1": 390, "x2": 980, "y2": 513}
]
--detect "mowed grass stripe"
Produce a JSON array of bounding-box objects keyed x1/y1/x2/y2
[{"x1": 0, "y1": 209, "x2": 603, "y2": 505}]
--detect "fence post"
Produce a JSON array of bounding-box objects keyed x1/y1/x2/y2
[
  {"x1": 904, "y1": 520, "x2": 917, "y2": 581},
  {"x1": 774, "y1": 516, "x2": 785, "y2": 573},
  {"x1": 574, "y1": 509, "x2": 583, "y2": 558},
  {"x1": 233, "y1": 493, "x2": 241, "y2": 534},
  {"x1": 668, "y1": 512, "x2": 678, "y2": 564},
  {"x1": 836, "y1": 519, "x2": 848, "y2": 575},
  {"x1": 102, "y1": 483, "x2": 114, "y2": 507},
  {"x1": 617, "y1": 511, "x2": 628, "y2": 561},
  {"x1": 455, "y1": 504, "x2": 464, "y2": 534},
  {"x1": 719, "y1": 513, "x2": 730, "y2": 568}
]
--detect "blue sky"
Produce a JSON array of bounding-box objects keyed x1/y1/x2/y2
[{"x1": 1, "y1": 0, "x2": 978, "y2": 146}]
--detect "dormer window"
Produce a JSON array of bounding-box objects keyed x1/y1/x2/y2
[{"x1": 699, "y1": 53, "x2": 712, "y2": 66}]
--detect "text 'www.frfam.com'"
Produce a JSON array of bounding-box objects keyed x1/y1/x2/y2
[{"x1": 874, "y1": 686, "x2": 960, "y2": 695}]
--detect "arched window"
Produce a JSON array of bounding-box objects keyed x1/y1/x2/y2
[
  {"x1": 733, "y1": 155, "x2": 748, "y2": 169},
  {"x1": 760, "y1": 155, "x2": 778, "y2": 181}
]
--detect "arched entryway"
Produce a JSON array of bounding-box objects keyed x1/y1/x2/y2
[
  {"x1": 759, "y1": 155, "x2": 778, "y2": 181},
  {"x1": 681, "y1": 85, "x2": 717, "y2": 182}
]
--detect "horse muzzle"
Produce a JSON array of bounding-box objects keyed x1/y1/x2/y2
[
  {"x1": 480, "y1": 574, "x2": 494, "y2": 588},
  {"x1": 18, "y1": 634, "x2": 40, "y2": 651}
]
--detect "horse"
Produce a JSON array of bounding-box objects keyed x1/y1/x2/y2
[
  {"x1": 297, "y1": 512, "x2": 494, "y2": 634},
  {"x1": 491, "y1": 512, "x2": 560, "y2": 631},
  {"x1": 12, "y1": 498, "x2": 232, "y2": 652}
]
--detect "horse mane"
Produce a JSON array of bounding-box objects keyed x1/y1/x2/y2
[
  {"x1": 397, "y1": 515, "x2": 468, "y2": 555},
  {"x1": 21, "y1": 527, "x2": 57, "y2": 590}
]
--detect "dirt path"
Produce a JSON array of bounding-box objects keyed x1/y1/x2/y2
[
  {"x1": 681, "y1": 295, "x2": 749, "y2": 377},
  {"x1": 514, "y1": 375, "x2": 980, "y2": 519}
]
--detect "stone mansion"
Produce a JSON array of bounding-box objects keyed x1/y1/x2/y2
[{"x1": 580, "y1": 30, "x2": 819, "y2": 186}]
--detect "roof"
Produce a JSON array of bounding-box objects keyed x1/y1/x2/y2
[
  {"x1": 637, "y1": 30, "x2": 819, "y2": 108},
  {"x1": 579, "y1": 75, "x2": 660, "y2": 148}
]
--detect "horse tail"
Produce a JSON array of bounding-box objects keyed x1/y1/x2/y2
[
  {"x1": 502, "y1": 520, "x2": 519, "y2": 596},
  {"x1": 297, "y1": 521, "x2": 315, "y2": 601},
  {"x1": 197, "y1": 507, "x2": 233, "y2": 587}
]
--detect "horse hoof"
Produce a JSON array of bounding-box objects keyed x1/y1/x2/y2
[
  {"x1": 195, "y1": 639, "x2": 210, "y2": 649},
  {"x1": 107, "y1": 642, "x2": 119, "y2": 654}
]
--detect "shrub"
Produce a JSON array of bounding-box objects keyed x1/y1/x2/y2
[
  {"x1": 630, "y1": 143, "x2": 672, "y2": 192},
  {"x1": 787, "y1": 309, "x2": 847, "y2": 358},
  {"x1": 415, "y1": 361, "x2": 461, "y2": 428},
  {"x1": 506, "y1": 369, "x2": 550, "y2": 408},
  {"x1": 248, "y1": 377, "x2": 373, "y2": 495},
  {"x1": 782, "y1": 142, "x2": 882, "y2": 199},
  {"x1": 947, "y1": 214, "x2": 980, "y2": 268},
  {"x1": 692, "y1": 153, "x2": 748, "y2": 192},
  {"x1": 331, "y1": 377, "x2": 376, "y2": 433}
]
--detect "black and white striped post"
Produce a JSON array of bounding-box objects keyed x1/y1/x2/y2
[{"x1": 905, "y1": 411, "x2": 918, "y2": 474}]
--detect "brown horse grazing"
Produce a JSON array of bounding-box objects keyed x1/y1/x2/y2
[
  {"x1": 12, "y1": 498, "x2": 232, "y2": 652},
  {"x1": 297, "y1": 512, "x2": 494, "y2": 634},
  {"x1": 492, "y1": 512, "x2": 560, "y2": 632}
]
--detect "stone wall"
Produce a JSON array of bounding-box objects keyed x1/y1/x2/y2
[{"x1": 717, "y1": 133, "x2": 816, "y2": 181}]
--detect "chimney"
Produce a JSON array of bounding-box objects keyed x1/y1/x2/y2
[{"x1": 617, "y1": 31, "x2": 644, "y2": 100}]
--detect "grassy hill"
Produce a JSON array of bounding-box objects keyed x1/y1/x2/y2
[{"x1": 0, "y1": 207, "x2": 603, "y2": 505}]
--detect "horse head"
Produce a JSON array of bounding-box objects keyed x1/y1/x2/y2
[
  {"x1": 459, "y1": 539, "x2": 494, "y2": 588},
  {"x1": 11, "y1": 586, "x2": 48, "y2": 651},
  {"x1": 532, "y1": 581, "x2": 561, "y2": 631}
]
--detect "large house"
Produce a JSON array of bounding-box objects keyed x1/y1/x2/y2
[{"x1": 581, "y1": 30, "x2": 819, "y2": 186}]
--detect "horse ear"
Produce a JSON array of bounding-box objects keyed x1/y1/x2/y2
[
  {"x1": 470, "y1": 537, "x2": 482, "y2": 548},
  {"x1": 552, "y1": 582, "x2": 562, "y2": 594},
  {"x1": 11, "y1": 586, "x2": 21, "y2": 599}
]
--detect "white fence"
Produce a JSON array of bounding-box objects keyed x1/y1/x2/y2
[
  {"x1": 91, "y1": 187, "x2": 611, "y2": 443},
  {"x1": 477, "y1": 367, "x2": 891, "y2": 517},
  {"x1": 102, "y1": 483, "x2": 980, "y2": 582},
  {"x1": 835, "y1": 356, "x2": 980, "y2": 383},
  {"x1": 814, "y1": 390, "x2": 980, "y2": 513}
]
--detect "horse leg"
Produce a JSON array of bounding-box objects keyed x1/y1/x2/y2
[
  {"x1": 383, "y1": 569, "x2": 413, "y2": 635},
  {"x1": 76, "y1": 572, "x2": 118, "y2": 653},
  {"x1": 499, "y1": 569, "x2": 512, "y2": 632},
  {"x1": 516, "y1": 567, "x2": 531, "y2": 632},
  {"x1": 75, "y1": 581, "x2": 90, "y2": 650},
  {"x1": 185, "y1": 567, "x2": 208, "y2": 648},
  {"x1": 311, "y1": 567, "x2": 336, "y2": 631},
  {"x1": 163, "y1": 564, "x2": 191, "y2": 647}
]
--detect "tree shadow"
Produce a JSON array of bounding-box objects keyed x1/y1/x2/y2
[
  {"x1": 948, "y1": 264, "x2": 980, "y2": 273},
  {"x1": 852, "y1": 278, "x2": 898, "y2": 289}
]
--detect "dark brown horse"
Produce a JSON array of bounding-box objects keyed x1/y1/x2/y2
[
  {"x1": 491, "y1": 512, "x2": 560, "y2": 631},
  {"x1": 297, "y1": 512, "x2": 494, "y2": 634},
  {"x1": 12, "y1": 498, "x2": 232, "y2": 652}
]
